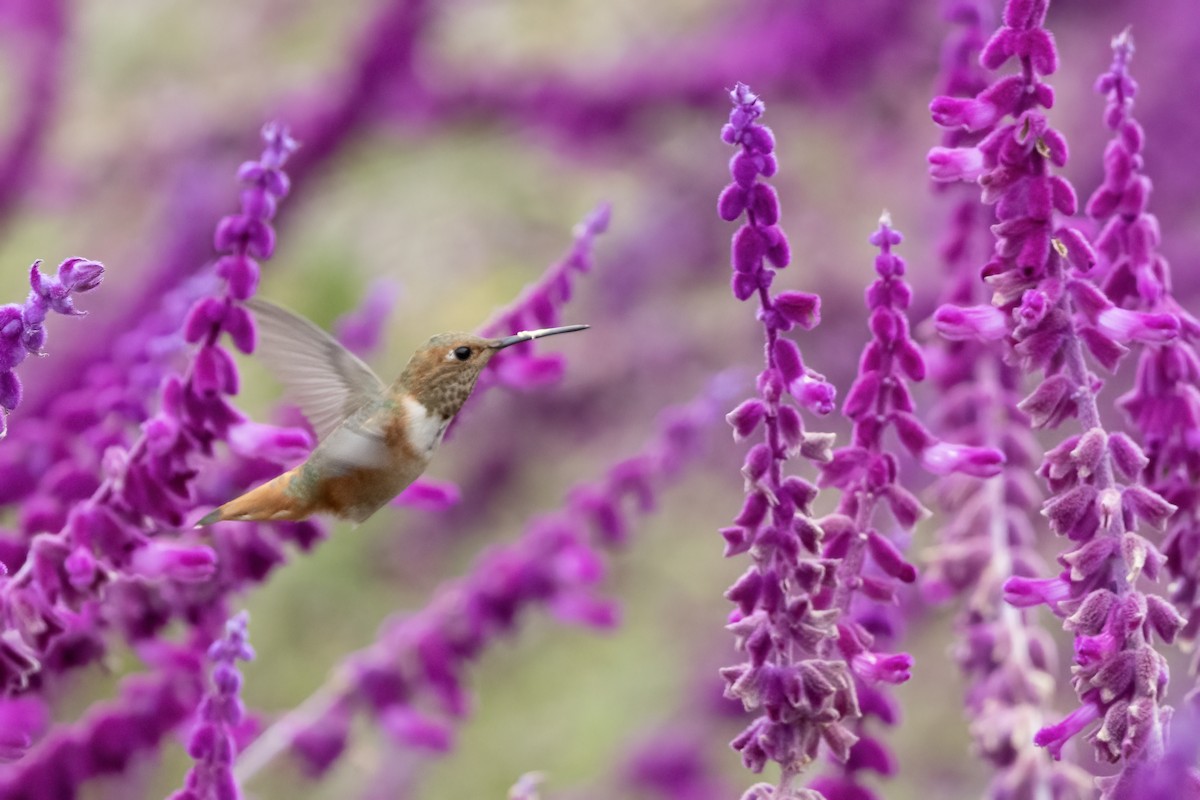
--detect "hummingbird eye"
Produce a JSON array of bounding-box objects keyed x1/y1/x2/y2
[{"x1": 452, "y1": 346, "x2": 472, "y2": 361}]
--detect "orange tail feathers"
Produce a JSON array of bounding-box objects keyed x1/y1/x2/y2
[{"x1": 196, "y1": 470, "x2": 311, "y2": 527}]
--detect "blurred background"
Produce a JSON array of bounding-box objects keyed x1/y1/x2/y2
[{"x1": 0, "y1": 0, "x2": 1198, "y2": 798}]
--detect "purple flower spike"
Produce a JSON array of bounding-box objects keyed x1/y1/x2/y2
[
  {"x1": 718, "y1": 84, "x2": 854, "y2": 799},
  {"x1": 0, "y1": 257, "x2": 103, "y2": 437},
  {"x1": 1086, "y1": 32, "x2": 1200, "y2": 701},
  {"x1": 921, "y1": 6, "x2": 1097, "y2": 797},
  {"x1": 169, "y1": 611, "x2": 254, "y2": 800},
  {"x1": 0, "y1": 660, "x2": 203, "y2": 796},
  {"x1": 929, "y1": 6, "x2": 1188, "y2": 789},
  {"x1": 721, "y1": 84, "x2": 791, "y2": 304},
  {"x1": 805, "y1": 213, "x2": 1001, "y2": 798}
]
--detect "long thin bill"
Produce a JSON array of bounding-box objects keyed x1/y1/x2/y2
[{"x1": 492, "y1": 324, "x2": 589, "y2": 350}]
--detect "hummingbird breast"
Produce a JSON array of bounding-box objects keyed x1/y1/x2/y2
[{"x1": 288, "y1": 394, "x2": 447, "y2": 523}]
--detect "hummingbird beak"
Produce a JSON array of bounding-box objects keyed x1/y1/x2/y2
[{"x1": 490, "y1": 324, "x2": 589, "y2": 350}]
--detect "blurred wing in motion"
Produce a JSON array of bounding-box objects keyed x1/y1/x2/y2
[{"x1": 246, "y1": 297, "x2": 387, "y2": 441}]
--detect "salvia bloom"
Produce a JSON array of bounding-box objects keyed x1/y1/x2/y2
[
  {"x1": 232, "y1": 380, "x2": 727, "y2": 784},
  {"x1": 809, "y1": 214, "x2": 1003, "y2": 800},
  {"x1": 922, "y1": 4, "x2": 1090, "y2": 797},
  {"x1": 170, "y1": 611, "x2": 255, "y2": 800},
  {"x1": 1088, "y1": 33, "x2": 1200, "y2": 670},
  {"x1": 930, "y1": 0, "x2": 1188, "y2": 789},
  {"x1": 717, "y1": 82, "x2": 849, "y2": 800},
  {"x1": 1, "y1": 3, "x2": 1197, "y2": 799},
  {"x1": 0, "y1": 257, "x2": 103, "y2": 439}
]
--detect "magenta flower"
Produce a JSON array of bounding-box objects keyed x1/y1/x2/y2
[
  {"x1": 930, "y1": 1, "x2": 1187, "y2": 786},
  {"x1": 476, "y1": 202, "x2": 611, "y2": 393},
  {"x1": 169, "y1": 611, "x2": 255, "y2": 800},
  {"x1": 810, "y1": 214, "x2": 1001, "y2": 800},
  {"x1": 0, "y1": 257, "x2": 103, "y2": 439},
  {"x1": 1087, "y1": 31, "x2": 1200, "y2": 672},
  {"x1": 717, "y1": 83, "x2": 852, "y2": 800}
]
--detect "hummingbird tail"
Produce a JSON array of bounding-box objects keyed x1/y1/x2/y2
[{"x1": 194, "y1": 471, "x2": 310, "y2": 527}]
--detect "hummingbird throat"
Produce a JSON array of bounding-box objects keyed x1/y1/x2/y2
[{"x1": 401, "y1": 394, "x2": 451, "y2": 455}]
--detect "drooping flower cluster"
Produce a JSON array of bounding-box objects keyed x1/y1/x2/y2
[
  {"x1": 716, "y1": 82, "x2": 848, "y2": 800},
  {"x1": 929, "y1": 0, "x2": 1187, "y2": 787},
  {"x1": 0, "y1": 258, "x2": 103, "y2": 439},
  {"x1": 1088, "y1": 32, "x2": 1200, "y2": 664},
  {"x1": 231, "y1": 380, "x2": 728, "y2": 785},
  {"x1": 170, "y1": 611, "x2": 255, "y2": 800}
]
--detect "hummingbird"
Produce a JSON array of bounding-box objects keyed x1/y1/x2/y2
[{"x1": 197, "y1": 298, "x2": 587, "y2": 526}]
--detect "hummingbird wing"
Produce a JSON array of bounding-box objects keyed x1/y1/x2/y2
[{"x1": 246, "y1": 298, "x2": 387, "y2": 442}]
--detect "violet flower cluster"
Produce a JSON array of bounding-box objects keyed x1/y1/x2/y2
[
  {"x1": 922, "y1": 3, "x2": 1091, "y2": 797},
  {"x1": 0, "y1": 258, "x2": 103, "y2": 439},
  {"x1": 810, "y1": 215, "x2": 1002, "y2": 800},
  {"x1": 0, "y1": 646, "x2": 204, "y2": 795},
  {"x1": 930, "y1": 0, "x2": 1188, "y2": 791},
  {"x1": 716, "y1": 82, "x2": 847, "y2": 800},
  {"x1": 476, "y1": 202, "x2": 612, "y2": 391},
  {"x1": 170, "y1": 611, "x2": 255, "y2": 800},
  {"x1": 1089, "y1": 33, "x2": 1200, "y2": 663},
  {"x1": 717, "y1": 82, "x2": 1004, "y2": 800}
]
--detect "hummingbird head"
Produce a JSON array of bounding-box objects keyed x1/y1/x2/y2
[{"x1": 400, "y1": 324, "x2": 587, "y2": 418}]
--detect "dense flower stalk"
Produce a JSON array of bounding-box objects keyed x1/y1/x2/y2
[
  {"x1": 930, "y1": 0, "x2": 1186, "y2": 789},
  {"x1": 0, "y1": 271, "x2": 213, "y2": 536},
  {"x1": 1088, "y1": 32, "x2": 1200, "y2": 668},
  {"x1": 810, "y1": 214, "x2": 1002, "y2": 800},
  {"x1": 170, "y1": 611, "x2": 255, "y2": 800},
  {"x1": 0, "y1": 258, "x2": 103, "y2": 439},
  {"x1": 923, "y1": 4, "x2": 1089, "y2": 797},
  {"x1": 0, "y1": 124, "x2": 300, "y2": 694},
  {"x1": 716, "y1": 82, "x2": 848, "y2": 800},
  {"x1": 232, "y1": 380, "x2": 727, "y2": 784}
]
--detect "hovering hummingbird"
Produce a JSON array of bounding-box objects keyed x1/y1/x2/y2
[{"x1": 198, "y1": 298, "x2": 587, "y2": 526}]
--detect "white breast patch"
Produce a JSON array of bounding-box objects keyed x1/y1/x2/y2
[{"x1": 402, "y1": 396, "x2": 449, "y2": 454}]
